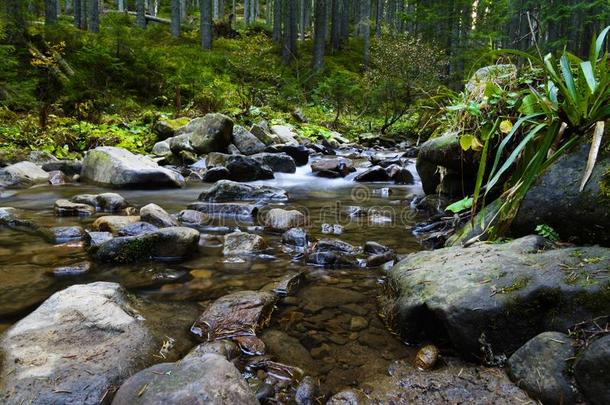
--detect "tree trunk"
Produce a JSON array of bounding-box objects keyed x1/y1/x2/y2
[
  {"x1": 245, "y1": 0, "x2": 250, "y2": 24},
  {"x1": 273, "y1": 0, "x2": 282, "y2": 42},
  {"x1": 5, "y1": 0, "x2": 26, "y2": 43},
  {"x1": 330, "y1": 0, "x2": 340, "y2": 53},
  {"x1": 340, "y1": 0, "x2": 349, "y2": 42},
  {"x1": 118, "y1": 0, "x2": 124, "y2": 12},
  {"x1": 171, "y1": 0, "x2": 181, "y2": 37},
  {"x1": 89, "y1": 0, "x2": 99, "y2": 32},
  {"x1": 79, "y1": 0, "x2": 88, "y2": 30},
  {"x1": 213, "y1": 0, "x2": 218, "y2": 19},
  {"x1": 45, "y1": 0, "x2": 58, "y2": 25},
  {"x1": 73, "y1": 0, "x2": 81, "y2": 28},
  {"x1": 361, "y1": 0, "x2": 370, "y2": 68},
  {"x1": 375, "y1": 0, "x2": 382, "y2": 38},
  {"x1": 313, "y1": 0, "x2": 328, "y2": 70},
  {"x1": 200, "y1": 0, "x2": 213, "y2": 49},
  {"x1": 136, "y1": 0, "x2": 146, "y2": 28}
]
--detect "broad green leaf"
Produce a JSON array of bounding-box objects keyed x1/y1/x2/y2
[
  {"x1": 560, "y1": 54, "x2": 578, "y2": 103},
  {"x1": 594, "y1": 26, "x2": 610, "y2": 61},
  {"x1": 580, "y1": 61, "x2": 597, "y2": 94},
  {"x1": 460, "y1": 134, "x2": 483, "y2": 151},
  {"x1": 446, "y1": 197, "x2": 473, "y2": 214}
]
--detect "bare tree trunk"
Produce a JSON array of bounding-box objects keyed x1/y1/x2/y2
[
  {"x1": 330, "y1": 0, "x2": 341, "y2": 53},
  {"x1": 313, "y1": 0, "x2": 327, "y2": 70},
  {"x1": 180, "y1": 0, "x2": 187, "y2": 21},
  {"x1": 200, "y1": 0, "x2": 213, "y2": 49},
  {"x1": 45, "y1": 0, "x2": 58, "y2": 25},
  {"x1": 340, "y1": 0, "x2": 349, "y2": 42},
  {"x1": 136, "y1": 0, "x2": 146, "y2": 28},
  {"x1": 361, "y1": 0, "x2": 370, "y2": 68},
  {"x1": 213, "y1": 0, "x2": 218, "y2": 19},
  {"x1": 118, "y1": 0, "x2": 124, "y2": 12},
  {"x1": 375, "y1": 0, "x2": 382, "y2": 38},
  {"x1": 89, "y1": 0, "x2": 99, "y2": 32},
  {"x1": 171, "y1": 0, "x2": 181, "y2": 37},
  {"x1": 273, "y1": 0, "x2": 282, "y2": 42},
  {"x1": 79, "y1": 0, "x2": 88, "y2": 29},
  {"x1": 245, "y1": 0, "x2": 250, "y2": 23}
]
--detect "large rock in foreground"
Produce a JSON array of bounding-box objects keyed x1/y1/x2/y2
[
  {"x1": 199, "y1": 180, "x2": 288, "y2": 202},
  {"x1": 0, "y1": 282, "x2": 155, "y2": 405},
  {"x1": 81, "y1": 147, "x2": 185, "y2": 188},
  {"x1": 112, "y1": 351, "x2": 257, "y2": 405},
  {"x1": 513, "y1": 139, "x2": 610, "y2": 246},
  {"x1": 382, "y1": 236, "x2": 610, "y2": 358},
  {"x1": 574, "y1": 335, "x2": 610, "y2": 405}
]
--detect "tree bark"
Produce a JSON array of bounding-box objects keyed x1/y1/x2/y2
[
  {"x1": 200, "y1": 0, "x2": 213, "y2": 49},
  {"x1": 136, "y1": 0, "x2": 147, "y2": 28},
  {"x1": 171, "y1": 0, "x2": 181, "y2": 37},
  {"x1": 79, "y1": 0, "x2": 88, "y2": 30},
  {"x1": 313, "y1": 0, "x2": 328, "y2": 70},
  {"x1": 245, "y1": 0, "x2": 250, "y2": 24},
  {"x1": 118, "y1": 0, "x2": 124, "y2": 12},
  {"x1": 89, "y1": 0, "x2": 99, "y2": 32},
  {"x1": 330, "y1": 0, "x2": 341, "y2": 53},
  {"x1": 340, "y1": 0, "x2": 349, "y2": 42},
  {"x1": 273, "y1": 0, "x2": 282, "y2": 42},
  {"x1": 45, "y1": 0, "x2": 58, "y2": 25},
  {"x1": 361, "y1": 0, "x2": 370, "y2": 68}
]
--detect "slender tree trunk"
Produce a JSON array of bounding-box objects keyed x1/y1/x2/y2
[
  {"x1": 213, "y1": 0, "x2": 218, "y2": 19},
  {"x1": 361, "y1": 0, "x2": 370, "y2": 68},
  {"x1": 79, "y1": 0, "x2": 88, "y2": 30},
  {"x1": 6, "y1": 0, "x2": 26, "y2": 43},
  {"x1": 273, "y1": 0, "x2": 282, "y2": 42},
  {"x1": 340, "y1": 0, "x2": 349, "y2": 42},
  {"x1": 65, "y1": 0, "x2": 71, "y2": 13},
  {"x1": 330, "y1": 0, "x2": 341, "y2": 53},
  {"x1": 232, "y1": 0, "x2": 236, "y2": 18},
  {"x1": 56, "y1": 0, "x2": 61, "y2": 17},
  {"x1": 218, "y1": 0, "x2": 224, "y2": 18},
  {"x1": 245, "y1": 0, "x2": 250, "y2": 24},
  {"x1": 313, "y1": 0, "x2": 328, "y2": 70},
  {"x1": 73, "y1": 0, "x2": 81, "y2": 28},
  {"x1": 180, "y1": 0, "x2": 187, "y2": 21},
  {"x1": 201, "y1": 0, "x2": 213, "y2": 49},
  {"x1": 299, "y1": 0, "x2": 305, "y2": 40},
  {"x1": 118, "y1": 0, "x2": 124, "y2": 11},
  {"x1": 89, "y1": 0, "x2": 99, "y2": 32},
  {"x1": 171, "y1": 0, "x2": 181, "y2": 37},
  {"x1": 136, "y1": 0, "x2": 146, "y2": 28},
  {"x1": 45, "y1": 0, "x2": 58, "y2": 25},
  {"x1": 375, "y1": 0, "x2": 382, "y2": 37}
]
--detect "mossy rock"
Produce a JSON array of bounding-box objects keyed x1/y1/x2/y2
[{"x1": 382, "y1": 236, "x2": 610, "y2": 358}]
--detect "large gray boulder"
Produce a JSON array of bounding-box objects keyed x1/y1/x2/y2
[
  {"x1": 252, "y1": 152, "x2": 297, "y2": 173},
  {"x1": 513, "y1": 139, "x2": 610, "y2": 246},
  {"x1": 112, "y1": 351, "x2": 257, "y2": 405},
  {"x1": 177, "y1": 114, "x2": 234, "y2": 154},
  {"x1": 382, "y1": 236, "x2": 610, "y2": 357},
  {"x1": 0, "y1": 282, "x2": 155, "y2": 405},
  {"x1": 223, "y1": 231, "x2": 268, "y2": 256},
  {"x1": 574, "y1": 335, "x2": 610, "y2": 405},
  {"x1": 140, "y1": 203, "x2": 179, "y2": 228},
  {"x1": 262, "y1": 208, "x2": 306, "y2": 231},
  {"x1": 271, "y1": 125, "x2": 299, "y2": 145},
  {"x1": 81, "y1": 147, "x2": 185, "y2": 188},
  {"x1": 199, "y1": 180, "x2": 288, "y2": 202},
  {"x1": 225, "y1": 155, "x2": 274, "y2": 181},
  {"x1": 233, "y1": 125, "x2": 266, "y2": 155},
  {"x1": 508, "y1": 332, "x2": 577, "y2": 404},
  {"x1": 92, "y1": 227, "x2": 200, "y2": 263},
  {"x1": 0, "y1": 161, "x2": 48, "y2": 188}
]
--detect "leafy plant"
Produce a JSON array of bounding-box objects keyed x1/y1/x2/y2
[
  {"x1": 535, "y1": 224, "x2": 560, "y2": 242},
  {"x1": 473, "y1": 26, "x2": 610, "y2": 237}
]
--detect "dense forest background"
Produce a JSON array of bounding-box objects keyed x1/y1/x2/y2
[{"x1": 1, "y1": 0, "x2": 609, "y2": 158}]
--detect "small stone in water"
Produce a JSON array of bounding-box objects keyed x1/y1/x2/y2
[
  {"x1": 350, "y1": 316, "x2": 368, "y2": 331},
  {"x1": 52, "y1": 262, "x2": 91, "y2": 276},
  {"x1": 190, "y1": 269, "x2": 213, "y2": 279},
  {"x1": 321, "y1": 224, "x2": 343, "y2": 235}
]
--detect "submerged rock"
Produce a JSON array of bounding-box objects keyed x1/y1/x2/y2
[
  {"x1": 223, "y1": 231, "x2": 268, "y2": 256},
  {"x1": 190, "y1": 290, "x2": 277, "y2": 343},
  {"x1": 81, "y1": 146, "x2": 185, "y2": 188},
  {"x1": 92, "y1": 227, "x2": 200, "y2": 263},
  {"x1": 199, "y1": 180, "x2": 288, "y2": 202},
  {"x1": 508, "y1": 332, "x2": 577, "y2": 405},
  {"x1": 382, "y1": 236, "x2": 610, "y2": 357},
  {"x1": 0, "y1": 282, "x2": 155, "y2": 405},
  {"x1": 282, "y1": 227, "x2": 309, "y2": 248}
]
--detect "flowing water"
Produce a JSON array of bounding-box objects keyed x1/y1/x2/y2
[{"x1": 0, "y1": 153, "x2": 429, "y2": 397}]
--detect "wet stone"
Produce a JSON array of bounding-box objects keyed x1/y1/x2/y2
[
  {"x1": 117, "y1": 221, "x2": 159, "y2": 237},
  {"x1": 50, "y1": 226, "x2": 85, "y2": 243},
  {"x1": 54, "y1": 199, "x2": 95, "y2": 217},
  {"x1": 52, "y1": 262, "x2": 92, "y2": 276}
]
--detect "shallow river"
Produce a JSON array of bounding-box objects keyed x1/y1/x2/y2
[{"x1": 0, "y1": 155, "x2": 428, "y2": 397}]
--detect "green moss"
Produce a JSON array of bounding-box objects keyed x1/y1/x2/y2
[{"x1": 497, "y1": 276, "x2": 531, "y2": 294}]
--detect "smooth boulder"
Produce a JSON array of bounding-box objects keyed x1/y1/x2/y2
[
  {"x1": 252, "y1": 152, "x2": 297, "y2": 173},
  {"x1": 508, "y1": 332, "x2": 577, "y2": 404},
  {"x1": 574, "y1": 335, "x2": 610, "y2": 405},
  {"x1": 92, "y1": 227, "x2": 200, "y2": 263},
  {"x1": 225, "y1": 154, "x2": 274, "y2": 182},
  {"x1": 382, "y1": 236, "x2": 610, "y2": 357},
  {"x1": 311, "y1": 157, "x2": 355, "y2": 178},
  {"x1": 223, "y1": 231, "x2": 268, "y2": 256},
  {"x1": 0, "y1": 282, "x2": 155, "y2": 405},
  {"x1": 0, "y1": 161, "x2": 49, "y2": 188},
  {"x1": 140, "y1": 203, "x2": 179, "y2": 228},
  {"x1": 262, "y1": 208, "x2": 306, "y2": 231},
  {"x1": 81, "y1": 147, "x2": 185, "y2": 188},
  {"x1": 199, "y1": 180, "x2": 288, "y2": 202}
]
